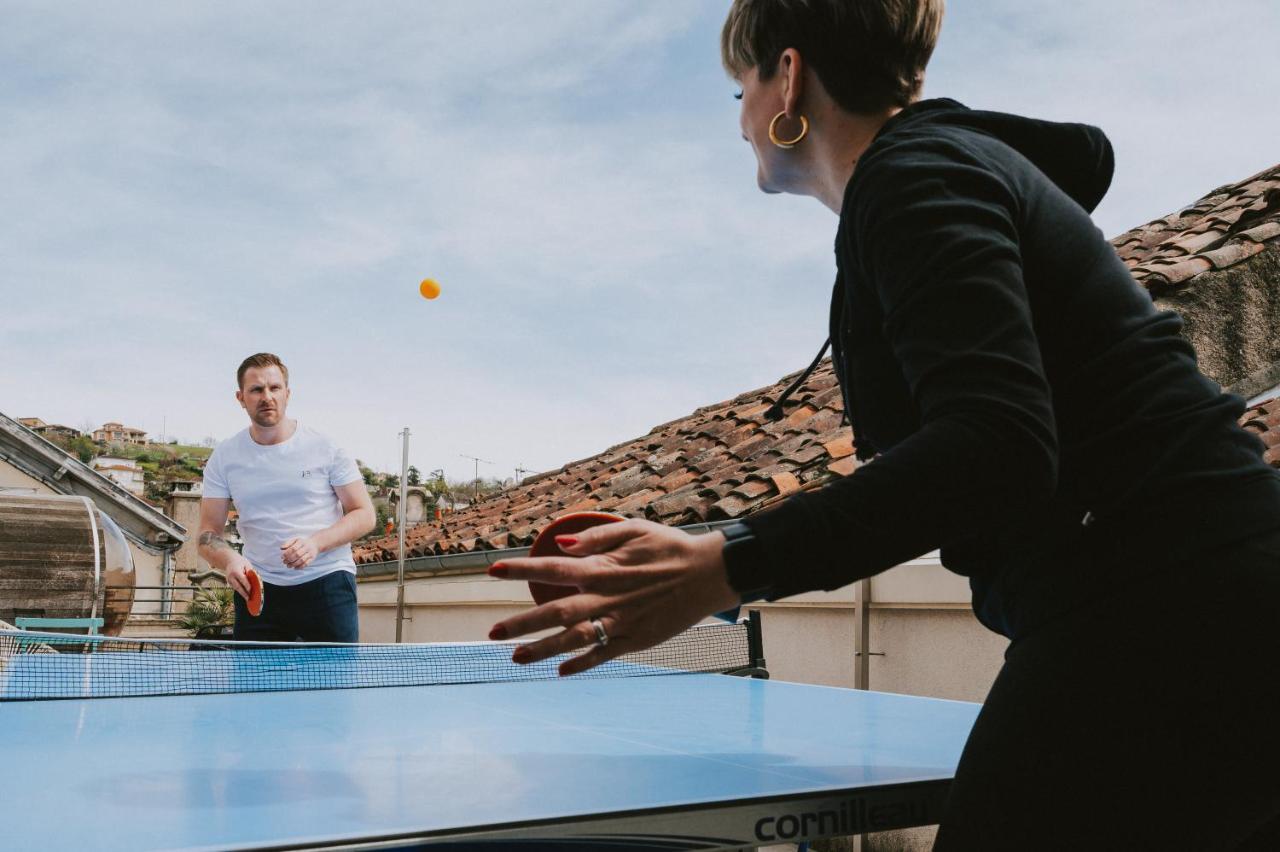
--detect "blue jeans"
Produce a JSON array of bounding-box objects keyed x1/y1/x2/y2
[{"x1": 233, "y1": 570, "x2": 359, "y2": 642}]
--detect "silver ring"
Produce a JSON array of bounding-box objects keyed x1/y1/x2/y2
[{"x1": 589, "y1": 618, "x2": 609, "y2": 647}]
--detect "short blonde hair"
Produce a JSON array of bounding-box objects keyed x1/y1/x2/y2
[
  {"x1": 236, "y1": 353, "x2": 289, "y2": 389},
  {"x1": 721, "y1": 0, "x2": 944, "y2": 113}
]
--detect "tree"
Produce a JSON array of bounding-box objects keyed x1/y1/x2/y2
[
  {"x1": 384, "y1": 473, "x2": 400, "y2": 490},
  {"x1": 357, "y1": 460, "x2": 377, "y2": 486},
  {"x1": 70, "y1": 435, "x2": 96, "y2": 463},
  {"x1": 407, "y1": 465, "x2": 421, "y2": 486},
  {"x1": 369, "y1": 503, "x2": 392, "y2": 539},
  {"x1": 446, "y1": 476, "x2": 504, "y2": 502}
]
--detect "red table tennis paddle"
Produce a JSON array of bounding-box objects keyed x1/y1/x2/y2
[
  {"x1": 526, "y1": 512, "x2": 624, "y2": 606},
  {"x1": 244, "y1": 567, "x2": 265, "y2": 617}
]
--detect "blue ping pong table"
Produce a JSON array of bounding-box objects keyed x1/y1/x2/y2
[{"x1": 0, "y1": 628, "x2": 980, "y2": 851}]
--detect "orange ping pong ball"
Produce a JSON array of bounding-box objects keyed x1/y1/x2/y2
[{"x1": 419, "y1": 278, "x2": 441, "y2": 300}]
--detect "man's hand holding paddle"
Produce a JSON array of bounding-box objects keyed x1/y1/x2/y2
[
  {"x1": 222, "y1": 554, "x2": 266, "y2": 617},
  {"x1": 222, "y1": 553, "x2": 256, "y2": 599},
  {"x1": 487, "y1": 517, "x2": 740, "y2": 676}
]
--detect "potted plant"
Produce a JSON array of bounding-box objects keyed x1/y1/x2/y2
[{"x1": 178, "y1": 585, "x2": 235, "y2": 641}]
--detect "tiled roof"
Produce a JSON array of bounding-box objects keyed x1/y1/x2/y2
[
  {"x1": 355, "y1": 370, "x2": 1280, "y2": 565},
  {"x1": 1111, "y1": 163, "x2": 1280, "y2": 295},
  {"x1": 354, "y1": 362, "x2": 854, "y2": 563}
]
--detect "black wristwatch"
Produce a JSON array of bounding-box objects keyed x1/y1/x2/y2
[{"x1": 719, "y1": 521, "x2": 774, "y2": 603}]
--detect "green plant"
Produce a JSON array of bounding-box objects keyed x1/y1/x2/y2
[
  {"x1": 177, "y1": 586, "x2": 234, "y2": 638},
  {"x1": 368, "y1": 503, "x2": 392, "y2": 539}
]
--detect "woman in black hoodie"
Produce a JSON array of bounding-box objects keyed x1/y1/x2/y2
[{"x1": 489, "y1": 1, "x2": 1280, "y2": 847}]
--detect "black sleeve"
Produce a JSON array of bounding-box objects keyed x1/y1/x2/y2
[{"x1": 729, "y1": 140, "x2": 1060, "y2": 599}]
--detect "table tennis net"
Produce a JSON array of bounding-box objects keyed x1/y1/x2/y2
[{"x1": 0, "y1": 618, "x2": 766, "y2": 701}]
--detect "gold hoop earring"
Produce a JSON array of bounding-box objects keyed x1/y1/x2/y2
[{"x1": 768, "y1": 111, "x2": 809, "y2": 149}]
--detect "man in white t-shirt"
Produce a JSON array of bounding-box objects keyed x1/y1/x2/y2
[{"x1": 197, "y1": 353, "x2": 375, "y2": 642}]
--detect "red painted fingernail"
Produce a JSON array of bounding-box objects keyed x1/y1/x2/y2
[
  {"x1": 512, "y1": 646, "x2": 532, "y2": 664},
  {"x1": 555, "y1": 535, "x2": 578, "y2": 547},
  {"x1": 489, "y1": 625, "x2": 508, "y2": 640},
  {"x1": 489, "y1": 565, "x2": 509, "y2": 578}
]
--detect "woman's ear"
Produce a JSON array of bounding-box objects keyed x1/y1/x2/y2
[{"x1": 778, "y1": 47, "x2": 806, "y2": 117}]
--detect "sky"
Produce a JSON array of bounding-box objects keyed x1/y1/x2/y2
[{"x1": 2, "y1": 0, "x2": 1277, "y2": 480}]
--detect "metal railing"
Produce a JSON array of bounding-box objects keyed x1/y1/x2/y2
[{"x1": 130, "y1": 583, "x2": 227, "y2": 621}]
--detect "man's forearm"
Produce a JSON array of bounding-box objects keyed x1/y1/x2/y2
[
  {"x1": 198, "y1": 531, "x2": 240, "y2": 571},
  {"x1": 311, "y1": 507, "x2": 376, "y2": 553}
]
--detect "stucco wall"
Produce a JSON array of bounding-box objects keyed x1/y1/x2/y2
[
  {"x1": 0, "y1": 463, "x2": 44, "y2": 493},
  {"x1": 1156, "y1": 243, "x2": 1280, "y2": 395},
  {"x1": 164, "y1": 491, "x2": 207, "y2": 614}
]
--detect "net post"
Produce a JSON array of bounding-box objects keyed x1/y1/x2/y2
[
  {"x1": 395, "y1": 427, "x2": 410, "y2": 643},
  {"x1": 746, "y1": 609, "x2": 767, "y2": 678}
]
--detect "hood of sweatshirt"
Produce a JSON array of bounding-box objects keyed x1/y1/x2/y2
[{"x1": 870, "y1": 98, "x2": 1116, "y2": 213}]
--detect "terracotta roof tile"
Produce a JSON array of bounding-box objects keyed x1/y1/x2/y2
[
  {"x1": 1240, "y1": 222, "x2": 1280, "y2": 244},
  {"x1": 726, "y1": 433, "x2": 773, "y2": 462},
  {"x1": 823, "y1": 435, "x2": 855, "y2": 460},
  {"x1": 1168, "y1": 229, "x2": 1225, "y2": 256},
  {"x1": 656, "y1": 468, "x2": 700, "y2": 492},
  {"x1": 645, "y1": 490, "x2": 713, "y2": 525},
  {"x1": 780, "y1": 440, "x2": 827, "y2": 466},
  {"x1": 784, "y1": 404, "x2": 819, "y2": 426},
  {"x1": 686, "y1": 447, "x2": 732, "y2": 474},
  {"x1": 721, "y1": 423, "x2": 759, "y2": 448},
  {"x1": 807, "y1": 385, "x2": 845, "y2": 410},
  {"x1": 697, "y1": 481, "x2": 735, "y2": 501},
  {"x1": 562, "y1": 495, "x2": 604, "y2": 514},
  {"x1": 1206, "y1": 240, "x2": 1267, "y2": 270},
  {"x1": 613, "y1": 488, "x2": 660, "y2": 514},
  {"x1": 1111, "y1": 163, "x2": 1280, "y2": 295},
  {"x1": 770, "y1": 472, "x2": 802, "y2": 496},
  {"x1": 827, "y1": 456, "x2": 859, "y2": 477},
  {"x1": 708, "y1": 493, "x2": 755, "y2": 521},
  {"x1": 748, "y1": 461, "x2": 798, "y2": 482},
  {"x1": 729, "y1": 401, "x2": 773, "y2": 421},
  {"x1": 730, "y1": 480, "x2": 773, "y2": 500},
  {"x1": 1138, "y1": 256, "x2": 1214, "y2": 286}
]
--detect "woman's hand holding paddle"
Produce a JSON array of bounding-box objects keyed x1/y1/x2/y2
[{"x1": 487, "y1": 519, "x2": 740, "y2": 676}]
